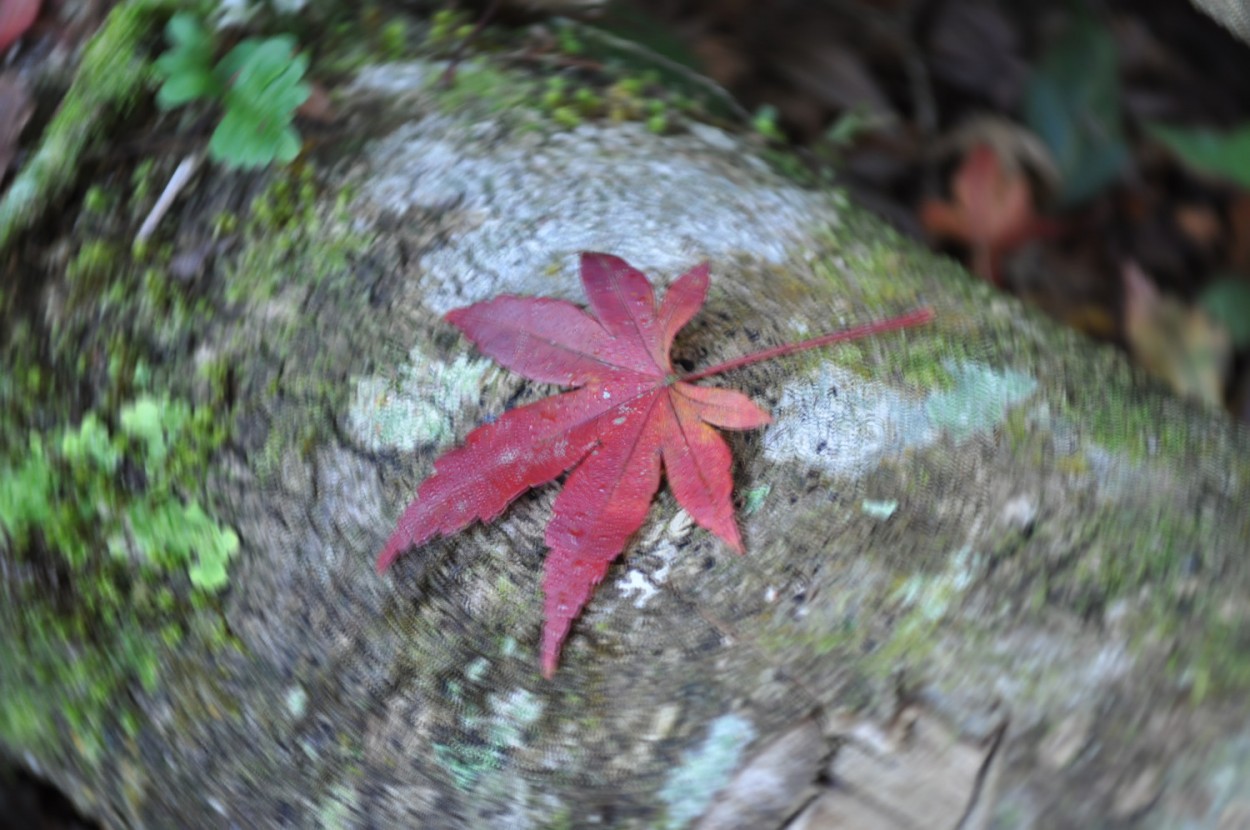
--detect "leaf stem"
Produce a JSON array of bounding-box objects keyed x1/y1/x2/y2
[{"x1": 680, "y1": 307, "x2": 935, "y2": 382}]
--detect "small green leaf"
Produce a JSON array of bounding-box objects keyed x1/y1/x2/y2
[
  {"x1": 210, "y1": 36, "x2": 309, "y2": 169},
  {"x1": 1148, "y1": 124, "x2": 1250, "y2": 190},
  {"x1": 215, "y1": 39, "x2": 261, "y2": 88},
  {"x1": 156, "y1": 68, "x2": 217, "y2": 108},
  {"x1": 154, "y1": 13, "x2": 219, "y2": 108},
  {"x1": 752, "y1": 105, "x2": 785, "y2": 142}
]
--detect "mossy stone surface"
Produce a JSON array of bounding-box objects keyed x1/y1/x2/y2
[{"x1": 3, "y1": 40, "x2": 1250, "y2": 830}]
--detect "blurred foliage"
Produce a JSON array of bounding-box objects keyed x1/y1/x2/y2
[
  {"x1": 1023, "y1": 16, "x2": 1129, "y2": 205},
  {"x1": 1148, "y1": 123, "x2": 1250, "y2": 190},
  {"x1": 0, "y1": 386, "x2": 237, "y2": 759},
  {"x1": 1199, "y1": 275, "x2": 1250, "y2": 348}
]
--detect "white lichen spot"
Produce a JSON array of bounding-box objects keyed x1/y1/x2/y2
[
  {"x1": 618, "y1": 569, "x2": 660, "y2": 608},
  {"x1": 349, "y1": 61, "x2": 437, "y2": 95},
  {"x1": 893, "y1": 546, "x2": 981, "y2": 624},
  {"x1": 618, "y1": 533, "x2": 681, "y2": 608},
  {"x1": 348, "y1": 349, "x2": 495, "y2": 452},
  {"x1": 660, "y1": 712, "x2": 756, "y2": 829},
  {"x1": 284, "y1": 685, "x2": 308, "y2": 719},
  {"x1": 465, "y1": 656, "x2": 490, "y2": 683},
  {"x1": 649, "y1": 703, "x2": 682, "y2": 741},
  {"x1": 861, "y1": 499, "x2": 899, "y2": 520},
  {"x1": 315, "y1": 782, "x2": 357, "y2": 830},
  {"x1": 488, "y1": 688, "x2": 544, "y2": 748},
  {"x1": 666, "y1": 509, "x2": 694, "y2": 538}
]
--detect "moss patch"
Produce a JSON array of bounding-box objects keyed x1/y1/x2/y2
[{"x1": 0, "y1": 391, "x2": 235, "y2": 760}]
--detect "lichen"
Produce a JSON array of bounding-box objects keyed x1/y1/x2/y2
[
  {"x1": 348, "y1": 351, "x2": 496, "y2": 452},
  {"x1": 433, "y1": 680, "x2": 544, "y2": 793},
  {"x1": 925, "y1": 362, "x2": 1038, "y2": 440},
  {"x1": 659, "y1": 712, "x2": 756, "y2": 829},
  {"x1": 356, "y1": 114, "x2": 830, "y2": 315},
  {"x1": 762, "y1": 360, "x2": 1037, "y2": 477},
  {"x1": 871, "y1": 546, "x2": 983, "y2": 668}
]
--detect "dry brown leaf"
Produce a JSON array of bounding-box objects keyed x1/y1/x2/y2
[{"x1": 1122, "y1": 260, "x2": 1231, "y2": 407}]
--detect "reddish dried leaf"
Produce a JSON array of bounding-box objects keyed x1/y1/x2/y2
[
  {"x1": 378, "y1": 253, "x2": 932, "y2": 676},
  {"x1": 0, "y1": 0, "x2": 40, "y2": 53},
  {"x1": 921, "y1": 142, "x2": 1053, "y2": 284}
]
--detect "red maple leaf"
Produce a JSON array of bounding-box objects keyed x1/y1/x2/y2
[{"x1": 378, "y1": 253, "x2": 932, "y2": 676}]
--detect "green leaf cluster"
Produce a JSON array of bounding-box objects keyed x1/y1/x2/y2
[{"x1": 154, "y1": 13, "x2": 310, "y2": 168}]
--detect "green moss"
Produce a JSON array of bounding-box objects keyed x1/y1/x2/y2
[
  {"x1": 426, "y1": 8, "x2": 473, "y2": 51},
  {"x1": 434, "y1": 61, "x2": 543, "y2": 119},
  {"x1": 429, "y1": 41, "x2": 718, "y2": 139},
  {"x1": 227, "y1": 165, "x2": 365, "y2": 304},
  {"x1": 868, "y1": 546, "x2": 983, "y2": 671},
  {"x1": 1185, "y1": 612, "x2": 1250, "y2": 703},
  {"x1": 83, "y1": 185, "x2": 114, "y2": 214},
  {"x1": 202, "y1": 165, "x2": 379, "y2": 479},
  {"x1": 550, "y1": 106, "x2": 582, "y2": 129},
  {"x1": 378, "y1": 19, "x2": 409, "y2": 61},
  {"x1": 0, "y1": 387, "x2": 236, "y2": 757},
  {"x1": 1062, "y1": 374, "x2": 1196, "y2": 462},
  {"x1": 68, "y1": 239, "x2": 122, "y2": 287}
]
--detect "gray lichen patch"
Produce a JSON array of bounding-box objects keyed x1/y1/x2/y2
[
  {"x1": 434, "y1": 684, "x2": 544, "y2": 793},
  {"x1": 660, "y1": 713, "x2": 757, "y2": 830},
  {"x1": 354, "y1": 114, "x2": 833, "y2": 314},
  {"x1": 349, "y1": 61, "x2": 439, "y2": 96},
  {"x1": 348, "y1": 349, "x2": 497, "y2": 452},
  {"x1": 763, "y1": 360, "x2": 1037, "y2": 477}
]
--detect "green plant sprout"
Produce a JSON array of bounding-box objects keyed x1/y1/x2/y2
[{"x1": 154, "y1": 12, "x2": 310, "y2": 168}]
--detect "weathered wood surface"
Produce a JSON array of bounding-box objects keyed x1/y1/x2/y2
[{"x1": 4, "y1": 49, "x2": 1250, "y2": 829}]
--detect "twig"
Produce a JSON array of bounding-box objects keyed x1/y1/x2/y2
[
  {"x1": 135, "y1": 152, "x2": 202, "y2": 244},
  {"x1": 681, "y1": 308, "x2": 934, "y2": 383}
]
